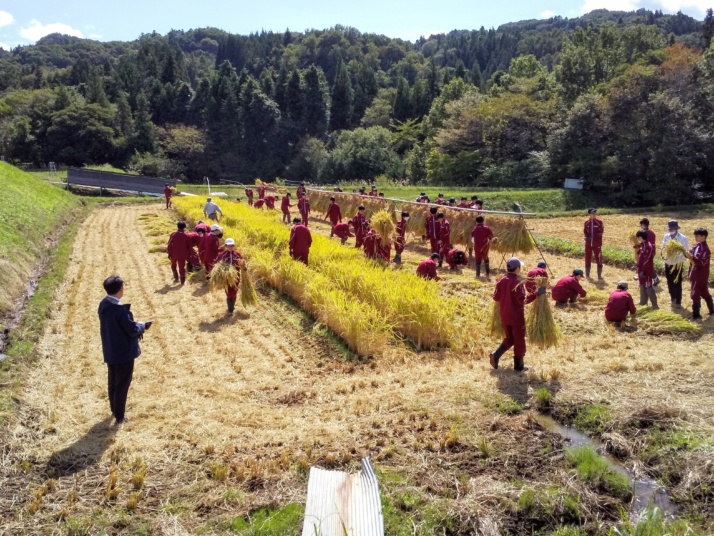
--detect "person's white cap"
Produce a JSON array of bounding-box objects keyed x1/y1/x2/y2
[
  {"x1": 225, "y1": 238, "x2": 235, "y2": 246},
  {"x1": 210, "y1": 224, "x2": 221, "y2": 231}
]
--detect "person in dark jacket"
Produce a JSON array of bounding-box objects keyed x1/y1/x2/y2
[{"x1": 98, "y1": 275, "x2": 151, "y2": 426}]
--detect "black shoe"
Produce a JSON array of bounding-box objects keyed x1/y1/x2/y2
[
  {"x1": 114, "y1": 418, "x2": 129, "y2": 426},
  {"x1": 489, "y1": 352, "x2": 499, "y2": 369}
]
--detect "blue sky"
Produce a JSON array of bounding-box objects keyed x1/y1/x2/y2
[{"x1": 0, "y1": 0, "x2": 710, "y2": 50}]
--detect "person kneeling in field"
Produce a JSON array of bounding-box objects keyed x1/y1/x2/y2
[
  {"x1": 490, "y1": 257, "x2": 544, "y2": 372},
  {"x1": 253, "y1": 198, "x2": 266, "y2": 209},
  {"x1": 552, "y1": 269, "x2": 587, "y2": 306},
  {"x1": 216, "y1": 239, "x2": 243, "y2": 315},
  {"x1": 635, "y1": 229, "x2": 658, "y2": 309},
  {"x1": 526, "y1": 262, "x2": 549, "y2": 294},
  {"x1": 605, "y1": 281, "x2": 636, "y2": 327},
  {"x1": 289, "y1": 217, "x2": 312, "y2": 265},
  {"x1": 445, "y1": 249, "x2": 468, "y2": 271},
  {"x1": 333, "y1": 222, "x2": 353, "y2": 244},
  {"x1": 416, "y1": 253, "x2": 441, "y2": 281}
]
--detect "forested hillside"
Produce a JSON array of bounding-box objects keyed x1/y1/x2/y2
[{"x1": 2, "y1": 8, "x2": 714, "y2": 205}]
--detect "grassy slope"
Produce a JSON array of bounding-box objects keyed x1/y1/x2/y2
[{"x1": 0, "y1": 162, "x2": 81, "y2": 321}]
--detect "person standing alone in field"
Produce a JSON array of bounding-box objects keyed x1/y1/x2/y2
[
  {"x1": 281, "y1": 192, "x2": 293, "y2": 223},
  {"x1": 167, "y1": 221, "x2": 193, "y2": 285},
  {"x1": 490, "y1": 257, "x2": 544, "y2": 371},
  {"x1": 635, "y1": 230, "x2": 658, "y2": 309},
  {"x1": 584, "y1": 208, "x2": 604, "y2": 280},
  {"x1": 163, "y1": 184, "x2": 172, "y2": 209},
  {"x1": 687, "y1": 228, "x2": 713, "y2": 319},
  {"x1": 471, "y1": 215, "x2": 494, "y2": 278},
  {"x1": 661, "y1": 220, "x2": 688, "y2": 309},
  {"x1": 289, "y1": 217, "x2": 312, "y2": 265},
  {"x1": 203, "y1": 197, "x2": 223, "y2": 222},
  {"x1": 324, "y1": 197, "x2": 342, "y2": 237},
  {"x1": 98, "y1": 275, "x2": 151, "y2": 426}
]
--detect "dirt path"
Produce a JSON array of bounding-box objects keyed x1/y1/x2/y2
[{"x1": 1, "y1": 205, "x2": 713, "y2": 533}]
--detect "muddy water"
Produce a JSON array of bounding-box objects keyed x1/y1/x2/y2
[{"x1": 534, "y1": 414, "x2": 675, "y2": 519}]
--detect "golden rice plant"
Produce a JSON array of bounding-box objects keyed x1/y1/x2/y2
[
  {"x1": 628, "y1": 230, "x2": 639, "y2": 246},
  {"x1": 239, "y1": 265, "x2": 257, "y2": 308},
  {"x1": 526, "y1": 276, "x2": 560, "y2": 348},
  {"x1": 370, "y1": 210, "x2": 395, "y2": 241},
  {"x1": 489, "y1": 301, "x2": 504, "y2": 338},
  {"x1": 663, "y1": 240, "x2": 688, "y2": 283},
  {"x1": 490, "y1": 218, "x2": 535, "y2": 254},
  {"x1": 208, "y1": 262, "x2": 239, "y2": 292}
]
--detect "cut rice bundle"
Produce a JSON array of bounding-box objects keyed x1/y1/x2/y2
[
  {"x1": 489, "y1": 300, "x2": 504, "y2": 338},
  {"x1": 663, "y1": 240, "x2": 688, "y2": 283},
  {"x1": 208, "y1": 262, "x2": 239, "y2": 292},
  {"x1": 526, "y1": 276, "x2": 560, "y2": 348},
  {"x1": 490, "y1": 218, "x2": 535, "y2": 254},
  {"x1": 370, "y1": 210, "x2": 395, "y2": 240},
  {"x1": 239, "y1": 265, "x2": 257, "y2": 307}
]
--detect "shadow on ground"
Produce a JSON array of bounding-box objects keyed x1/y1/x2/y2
[{"x1": 45, "y1": 417, "x2": 116, "y2": 477}]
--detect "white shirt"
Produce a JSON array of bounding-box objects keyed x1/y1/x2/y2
[
  {"x1": 204, "y1": 201, "x2": 222, "y2": 216},
  {"x1": 661, "y1": 231, "x2": 689, "y2": 265}
]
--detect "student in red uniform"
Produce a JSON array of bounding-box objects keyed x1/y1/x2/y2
[
  {"x1": 471, "y1": 215, "x2": 494, "y2": 278},
  {"x1": 369, "y1": 186, "x2": 378, "y2": 197},
  {"x1": 638, "y1": 218, "x2": 659, "y2": 286},
  {"x1": 435, "y1": 193, "x2": 445, "y2": 205},
  {"x1": 167, "y1": 221, "x2": 193, "y2": 285},
  {"x1": 605, "y1": 281, "x2": 636, "y2": 326},
  {"x1": 194, "y1": 220, "x2": 210, "y2": 234},
  {"x1": 297, "y1": 182, "x2": 306, "y2": 199},
  {"x1": 264, "y1": 194, "x2": 276, "y2": 209},
  {"x1": 416, "y1": 253, "x2": 441, "y2": 280},
  {"x1": 215, "y1": 238, "x2": 242, "y2": 315},
  {"x1": 393, "y1": 211, "x2": 409, "y2": 264},
  {"x1": 445, "y1": 249, "x2": 468, "y2": 270},
  {"x1": 635, "y1": 230, "x2": 658, "y2": 308},
  {"x1": 289, "y1": 217, "x2": 312, "y2": 265},
  {"x1": 351, "y1": 206, "x2": 368, "y2": 248},
  {"x1": 280, "y1": 192, "x2": 293, "y2": 223},
  {"x1": 163, "y1": 184, "x2": 173, "y2": 209},
  {"x1": 298, "y1": 195, "x2": 310, "y2": 226},
  {"x1": 244, "y1": 187, "x2": 254, "y2": 206},
  {"x1": 489, "y1": 257, "x2": 543, "y2": 371},
  {"x1": 253, "y1": 198, "x2": 266, "y2": 209},
  {"x1": 324, "y1": 197, "x2": 342, "y2": 236},
  {"x1": 437, "y1": 212, "x2": 450, "y2": 266},
  {"x1": 333, "y1": 222, "x2": 353, "y2": 244},
  {"x1": 552, "y1": 269, "x2": 587, "y2": 306},
  {"x1": 363, "y1": 229, "x2": 379, "y2": 260},
  {"x1": 687, "y1": 228, "x2": 713, "y2": 319},
  {"x1": 584, "y1": 208, "x2": 604, "y2": 279},
  {"x1": 469, "y1": 195, "x2": 480, "y2": 208},
  {"x1": 425, "y1": 206, "x2": 440, "y2": 254},
  {"x1": 185, "y1": 230, "x2": 201, "y2": 272},
  {"x1": 457, "y1": 197, "x2": 470, "y2": 208},
  {"x1": 525, "y1": 262, "x2": 549, "y2": 294},
  {"x1": 202, "y1": 225, "x2": 222, "y2": 278},
  {"x1": 257, "y1": 183, "x2": 266, "y2": 199},
  {"x1": 377, "y1": 234, "x2": 391, "y2": 263},
  {"x1": 195, "y1": 227, "x2": 207, "y2": 268}
]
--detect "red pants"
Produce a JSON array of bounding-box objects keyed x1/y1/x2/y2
[
  {"x1": 171, "y1": 258, "x2": 186, "y2": 279},
  {"x1": 300, "y1": 212, "x2": 309, "y2": 226},
  {"x1": 429, "y1": 238, "x2": 439, "y2": 254},
  {"x1": 292, "y1": 250, "x2": 309, "y2": 265},
  {"x1": 585, "y1": 242, "x2": 603, "y2": 265},
  {"x1": 691, "y1": 276, "x2": 712, "y2": 301},
  {"x1": 355, "y1": 234, "x2": 365, "y2": 248},
  {"x1": 394, "y1": 239, "x2": 404, "y2": 255},
  {"x1": 226, "y1": 284, "x2": 238, "y2": 301},
  {"x1": 474, "y1": 246, "x2": 490, "y2": 264},
  {"x1": 439, "y1": 242, "x2": 450, "y2": 259},
  {"x1": 203, "y1": 257, "x2": 215, "y2": 275},
  {"x1": 165, "y1": 196, "x2": 171, "y2": 209},
  {"x1": 248, "y1": 198, "x2": 253, "y2": 206},
  {"x1": 500, "y1": 323, "x2": 526, "y2": 358}
]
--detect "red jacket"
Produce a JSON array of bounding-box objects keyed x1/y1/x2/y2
[
  {"x1": 351, "y1": 212, "x2": 368, "y2": 237},
  {"x1": 325, "y1": 202, "x2": 342, "y2": 224},
  {"x1": 289, "y1": 224, "x2": 312, "y2": 253},
  {"x1": 363, "y1": 230, "x2": 379, "y2": 259},
  {"x1": 689, "y1": 241, "x2": 711, "y2": 283},
  {"x1": 281, "y1": 195, "x2": 292, "y2": 213},
  {"x1": 552, "y1": 275, "x2": 587, "y2": 302},
  {"x1": 416, "y1": 259, "x2": 440, "y2": 280},
  {"x1": 584, "y1": 218, "x2": 604, "y2": 245},
  {"x1": 471, "y1": 224, "x2": 494, "y2": 252},
  {"x1": 164, "y1": 186, "x2": 172, "y2": 199},
  {"x1": 525, "y1": 267, "x2": 548, "y2": 293},
  {"x1": 186, "y1": 231, "x2": 202, "y2": 249},
  {"x1": 265, "y1": 195, "x2": 276, "y2": 209},
  {"x1": 426, "y1": 215, "x2": 440, "y2": 240},
  {"x1": 605, "y1": 289, "x2": 636, "y2": 322},
  {"x1": 297, "y1": 185, "x2": 306, "y2": 198},
  {"x1": 298, "y1": 197, "x2": 310, "y2": 215},
  {"x1": 257, "y1": 185, "x2": 266, "y2": 199},
  {"x1": 440, "y1": 219, "x2": 451, "y2": 243},
  {"x1": 203, "y1": 233, "x2": 220, "y2": 264},
  {"x1": 493, "y1": 272, "x2": 536, "y2": 327},
  {"x1": 644, "y1": 229, "x2": 655, "y2": 245},
  {"x1": 457, "y1": 201, "x2": 470, "y2": 208},
  {"x1": 194, "y1": 222, "x2": 210, "y2": 234},
  {"x1": 377, "y1": 240, "x2": 391, "y2": 262},
  {"x1": 446, "y1": 249, "x2": 467, "y2": 267},
  {"x1": 245, "y1": 188, "x2": 254, "y2": 200},
  {"x1": 216, "y1": 249, "x2": 242, "y2": 268},
  {"x1": 333, "y1": 222, "x2": 353, "y2": 239},
  {"x1": 167, "y1": 230, "x2": 193, "y2": 261},
  {"x1": 636, "y1": 241, "x2": 655, "y2": 277},
  {"x1": 253, "y1": 199, "x2": 266, "y2": 209}
]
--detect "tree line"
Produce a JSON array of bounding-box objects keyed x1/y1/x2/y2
[{"x1": 1, "y1": 8, "x2": 713, "y2": 206}]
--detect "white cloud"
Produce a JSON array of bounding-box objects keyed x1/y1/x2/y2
[
  {"x1": 540, "y1": 10, "x2": 558, "y2": 18},
  {"x1": 581, "y1": 0, "x2": 641, "y2": 14},
  {"x1": 0, "y1": 41, "x2": 10, "y2": 51},
  {"x1": 0, "y1": 10, "x2": 14, "y2": 27},
  {"x1": 20, "y1": 20, "x2": 84, "y2": 42},
  {"x1": 88, "y1": 33, "x2": 102, "y2": 39}
]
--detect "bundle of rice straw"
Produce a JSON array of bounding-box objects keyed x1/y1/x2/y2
[
  {"x1": 208, "y1": 262, "x2": 239, "y2": 292},
  {"x1": 663, "y1": 240, "x2": 688, "y2": 283},
  {"x1": 490, "y1": 218, "x2": 535, "y2": 254},
  {"x1": 239, "y1": 264, "x2": 257, "y2": 307},
  {"x1": 526, "y1": 276, "x2": 560, "y2": 348},
  {"x1": 628, "y1": 230, "x2": 640, "y2": 260},
  {"x1": 489, "y1": 301, "x2": 504, "y2": 338},
  {"x1": 370, "y1": 210, "x2": 395, "y2": 240}
]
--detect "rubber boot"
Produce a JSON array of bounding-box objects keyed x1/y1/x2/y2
[
  {"x1": 489, "y1": 344, "x2": 506, "y2": 369},
  {"x1": 585, "y1": 264, "x2": 591, "y2": 278},
  {"x1": 438, "y1": 258, "x2": 443, "y2": 268},
  {"x1": 597, "y1": 264, "x2": 603, "y2": 280},
  {"x1": 646, "y1": 287, "x2": 658, "y2": 309},
  {"x1": 393, "y1": 254, "x2": 401, "y2": 264},
  {"x1": 172, "y1": 268, "x2": 179, "y2": 282},
  {"x1": 692, "y1": 301, "x2": 702, "y2": 320},
  {"x1": 485, "y1": 262, "x2": 490, "y2": 277},
  {"x1": 706, "y1": 297, "x2": 714, "y2": 315},
  {"x1": 180, "y1": 276, "x2": 185, "y2": 285},
  {"x1": 475, "y1": 263, "x2": 481, "y2": 277},
  {"x1": 227, "y1": 299, "x2": 235, "y2": 315},
  {"x1": 514, "y1": 357, "x2": 531, "y2": 372},
  {"x1": 639, "y1": 285, "x2": 648, "y2": 306}
]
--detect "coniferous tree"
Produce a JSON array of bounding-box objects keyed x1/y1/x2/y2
[
  {"x1": 285, "y1": 70, "x2": 304, "y2": 123},
  {"x1": 393, "y1": 77, "x2": 412, "y2": 122},
  {"x1": 704, "y1": 8, "x2": 714, "y2": 49},
  {"x1": 330, "y1": 61, "x2": 354, "y2": 131},
  {"x1": 303, "y1": 65, "x2": 329, "y2": 138},
  {"x1": 471, "y1": 61, "x2": 483, "y2": 90},
  {"x1": 87, "y1": 69, "x2": 109, "y2": 107},
  {"x1": 132, "y1": 92, "x2": 156, "y2": 153}
]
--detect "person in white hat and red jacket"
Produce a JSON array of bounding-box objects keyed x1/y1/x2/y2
[
  {"x1": 490, "y1": 257, "x2": 545, "y2": 372},
  {"x1": 215, "y1": 238, "x2": 243, "y2": 315}
]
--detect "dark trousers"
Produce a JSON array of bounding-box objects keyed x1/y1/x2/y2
[
  {"x1": 107, "y1": 361, "x2": 134, "y2": 421},
  {"x1": 665, "y1": 264, "x2": 682, "y2": 305}
]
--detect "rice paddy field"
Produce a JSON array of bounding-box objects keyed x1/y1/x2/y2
[{"x1": 0, "y1": 193, "x2": 713, "y2": 535}]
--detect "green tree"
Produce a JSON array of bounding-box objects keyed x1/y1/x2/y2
[
  {"x1": 132, "y1": 92, "x2": 156, "y2": 153},
  {"x1": 46, "y1": 104, "x2": 117, "y2": 165},
  {"x1": 393, "y1": 77, "x2": 412, "y2": 122},
  {"x1": 324, "y1": 126, "x2": 404, "y2": 181},
  {"x1": 330, "y1": 61, "x2": 354, "y2": 131},
  {"x1": 303, "y1": 65, "x2": 329, "y2": 139}
]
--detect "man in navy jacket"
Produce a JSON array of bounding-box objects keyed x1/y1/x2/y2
[{"x1": 98, "y1": 275, "x2": 151, "y2": 426}]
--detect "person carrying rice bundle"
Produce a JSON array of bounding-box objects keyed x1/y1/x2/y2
[
  {"x1": 471, "y1": 215, "x2": 494, "y2": 278},
  {"x1": 363, "y1": 229, "x2": 379, "y2": 260},
  {"x1": 638, "y1": 218, "x2": 659, "y2": 285},
  {"x1": 605, "y1": 281, "x2": 636, "y2": 327},
  {"x1": 351, "y1": 205, "x2": 369, "y2": 248},
  {"x1": 289, "y1": 217, "x2": 313, "y2": 265},
  {"x1": 212, "y1": 238, "x2": 243, "y2": 315},
  {"x1": 489, "y1": 257, "x2": 544, "y2": 372},
  {"x1": 688, "y1": 227, "x2": 713, "y2": 320},
  {"x1": 297, "y1": 195, "x2": 310, "y2": 226},
  {"x1": 635, "y1": 229, "x2": 658, "y2": 309},
  {"x1": 584, "y1": 208, "x2": 604, "y2": 280},
  {"x1": 661, "y1": 220, "x2": 688, "y2": 309},
  {"x1": 393, "y1": 211, "x2": 409, "y2": 264},
  {"x1": 324, "y1": 197, "x2": 343, "y2": 237},
  {"x1": 552, "y1": 269, "x2": 587, "y2": 306}
]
